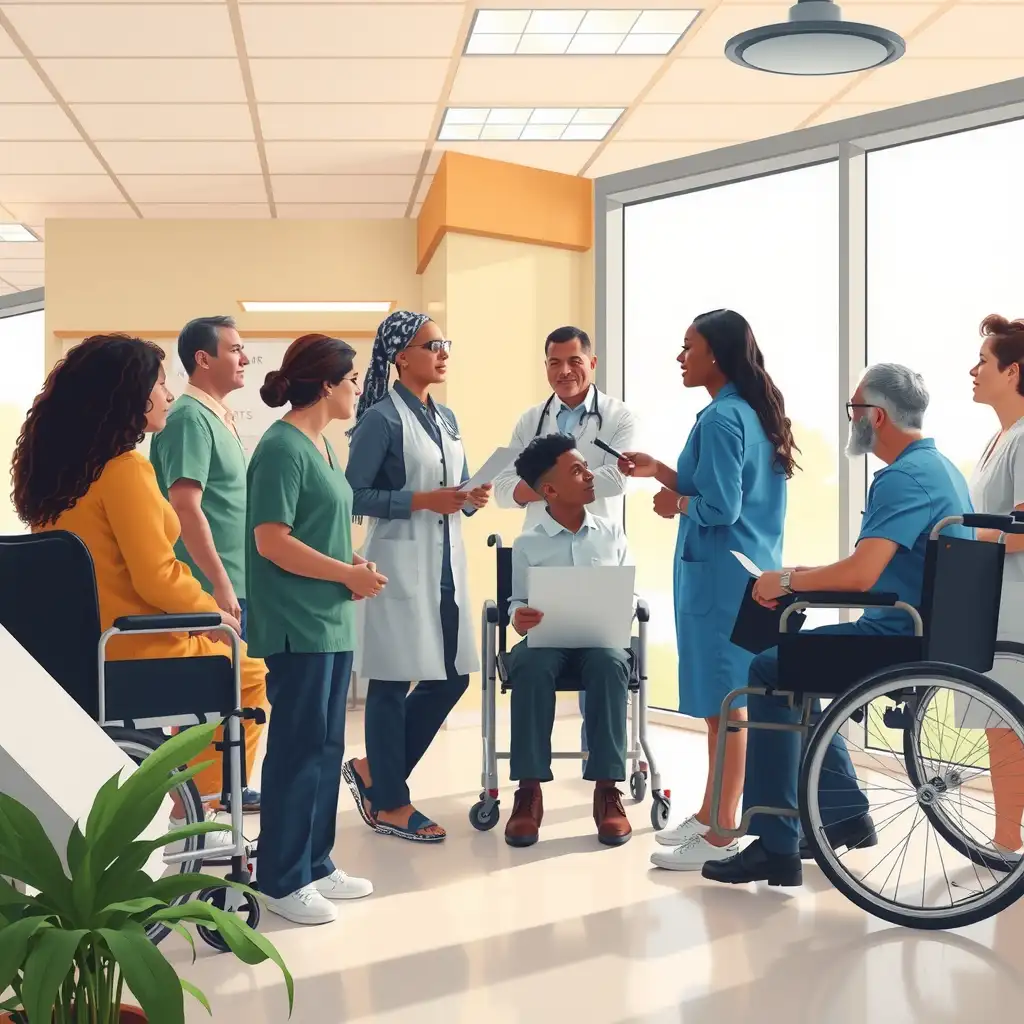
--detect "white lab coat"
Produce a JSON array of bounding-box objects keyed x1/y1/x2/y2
[
  {"x1": 493, "y1": 388, "x2": 638, "y2": 530},
  {"x1": 355, "y1": 391, "x2": 480, "y2": 682}
]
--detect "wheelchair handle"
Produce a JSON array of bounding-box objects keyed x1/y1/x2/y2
[
  {"x1": 933, "y1": 513, "x2": 1024, "y2": 538},
  {"x1": 487, "y1": 533, "x2": 503, "y2": 549}
]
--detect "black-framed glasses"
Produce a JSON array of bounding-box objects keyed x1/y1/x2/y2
[
  {"x1": 409, "y1": 339, "x2": 452, "y2": 354},
  {"x1": 846, "y1": 402, "x2": 879, "y2": 421}
]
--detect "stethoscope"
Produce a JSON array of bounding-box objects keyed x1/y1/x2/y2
[{"x1": 533, "y1": 388, "x2": 603, "y2": 438}]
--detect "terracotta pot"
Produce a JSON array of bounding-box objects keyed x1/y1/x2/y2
[{"x1": 2, "y1": 1006, "x2": 146, "y2": 1023}]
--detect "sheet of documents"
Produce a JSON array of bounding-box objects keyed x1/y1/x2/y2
[
  {"x1": 526, "y1": 566, "x2": 636, "y2": 649},
  {"x1": 731, "y1": 550, "x2": 764, "y2": 577},
  {"x1": 459, "y1": 447, "x2": 518, "y2": 491}
]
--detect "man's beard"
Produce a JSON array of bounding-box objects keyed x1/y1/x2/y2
[{"x1": 846, "y1": 416, "x2": 875, "y2": 458}]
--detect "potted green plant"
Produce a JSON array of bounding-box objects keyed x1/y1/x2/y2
[{"x1": 0, "y1": 722, "x2": 292, "y2": 1023}]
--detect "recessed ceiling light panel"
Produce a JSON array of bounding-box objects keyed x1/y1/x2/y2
[
  {"x1": 438, "y1": 107, "x2": 625, "y2": 142},
  {"x1": 0, "y1": 224, "x2": 38, "y2": 243},
  {"x1": 465, "y1": 8, "x2": 699, "y2": 56},
  {"x1": 725, "y1": 0, "x2": 905, "y2": 75}
]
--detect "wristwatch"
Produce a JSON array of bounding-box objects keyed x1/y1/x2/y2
[{"x1": 780, "y1": 571, "x2": 793, "y2": 595}]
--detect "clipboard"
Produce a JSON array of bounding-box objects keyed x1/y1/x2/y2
[{"x1": 730, "y1": 578, "x2": 806, "y2": 654}]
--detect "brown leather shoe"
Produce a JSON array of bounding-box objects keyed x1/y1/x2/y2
[
  {"x1": 594, "y1": 783, "x2": 631, "y2": 846},
  {"x1": 505, "y1": 783, "x2": 543, "y2": 847}
]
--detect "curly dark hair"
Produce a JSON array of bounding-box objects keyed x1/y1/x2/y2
[
  {"x1": 11, "y1": 334, "x2": 165, "y2": 528},
  {"x1": 692, "y1": 309, "x2": 800, "y2": 479},
  {"x1": 514, "y1": 432, "x2": 578, "y2": 491}
]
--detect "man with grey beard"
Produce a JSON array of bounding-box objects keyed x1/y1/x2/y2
[{"x1": 699, "y1": 363, "x2": 974, "y2": 889}]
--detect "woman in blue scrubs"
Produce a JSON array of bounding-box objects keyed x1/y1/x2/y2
[{"x1": 620, "y1": 309, "x2": 795, "y2": 871}]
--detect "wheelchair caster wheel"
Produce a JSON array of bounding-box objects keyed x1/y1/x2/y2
[
  {"x1": 469, "y1": 800, "x2": 500, "y2": 831},
  {"x1": 629, "y1": 770, "x2": 647, "y2": 803},
  {"x1": 650, "y1": 795, "x2": 670, "y2": 831},
  {"x1": 195, "y1": 886, "x2": 261, "y2": 953}
]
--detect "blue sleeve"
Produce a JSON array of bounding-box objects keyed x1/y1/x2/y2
[
  {"x1": 508, "y1": 539, "x2": 529, "y2": 616},
  {"x1": 345, "y1": 411, "x2": 414, "y2": 520},
  {"x1": 858, "y1": 470, "x2": 931, "y2": 550},
  {"x1": 688, "y1": 416, "x2": 744, "y2": 528}
]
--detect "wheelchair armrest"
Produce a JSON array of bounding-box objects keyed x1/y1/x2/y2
[
  {"x1": 484, "y1": 599, "x2": 500, "y2": 625},
  {"x1": 112, "y1": 613, "x2": 223, "y2": 632},
  {"x1": 634, "y1": 598, "x2": 650, "y2": 623},
  {"x1": 790, "y1": 591, "x2": 899, "y2": 608}
]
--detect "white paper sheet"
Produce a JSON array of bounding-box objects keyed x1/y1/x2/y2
[
  {"x1": 526, "y1": 566, "x2": 636, "y2": 649},
  {"x1": 731, "y1": 550, "x2": 763, "y2": 577},
  {"x1": 459, "y1": 447, "x2": 519, "y2": 491}
]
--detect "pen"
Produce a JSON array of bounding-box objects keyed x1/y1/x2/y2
[{"x1": 594, "y1": 438, "x2": 625, "y2": 461}]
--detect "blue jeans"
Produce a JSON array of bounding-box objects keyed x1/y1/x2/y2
[
  {"x1": 743, "y1": 623, "x2": 870, "y2": 856},
  {"x1": 258, "y1": 648, "x2": 352, "y2": 899}
]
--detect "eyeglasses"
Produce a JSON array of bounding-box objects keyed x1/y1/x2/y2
[
  {"x1": 846, "y1": 402, "x2": 879, "y2": 421},
  {"x1": 408, "y1": 339, "x2": 452, "y2": 354}
]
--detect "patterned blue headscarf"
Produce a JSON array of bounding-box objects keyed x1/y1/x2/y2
[{"x1": 352, "y1": 310, "x2": 431, "y2": 428}]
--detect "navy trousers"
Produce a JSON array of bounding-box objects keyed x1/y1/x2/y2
[{"x1": 257, "y1": 648, "x2": 352, "y2": 899}]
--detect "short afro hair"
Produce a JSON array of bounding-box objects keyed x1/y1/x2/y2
[{"x1": 514, "y1": 432, "x2": 578, "y2": 491}]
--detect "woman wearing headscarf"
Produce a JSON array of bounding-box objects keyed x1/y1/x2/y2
[{"x1": 343, "y1": 311, "x2": 491, "y2": 841}]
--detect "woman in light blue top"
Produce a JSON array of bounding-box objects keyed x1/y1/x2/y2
[{"x1": 620, "y1": 309, "x2": 795, "y2": 868}]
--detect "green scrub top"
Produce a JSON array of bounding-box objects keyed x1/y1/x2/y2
[
  {"x1": 245, "y1": 419, "x2": 357, "y2": 658},
  {"x1": 151, "y1": 394, "x2": 248, "y2": 598}
]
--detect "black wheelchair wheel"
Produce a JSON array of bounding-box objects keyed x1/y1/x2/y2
[
  {"x1": 800, "y1": 663, "x2": 1024, "y2": 930},
  {"x1": 903, "y1": 641, "x2": 1024, "y2": 875},
  {"x1": 469, "y1": 799, "x2": 500, "y2": 831},
  {"x1": 195, "y1": 886, "x2": 261, "y2": 953},
  {"x1": 629, "y1": 770, "x2": 647, "y2": 803},
  {"x1": 104, "y1": 726, "x2": 206, "y2": 946}
]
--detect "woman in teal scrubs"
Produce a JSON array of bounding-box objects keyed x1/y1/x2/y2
[{"x1": 620, "y1": 309, "x2": 795, "y2": 870}]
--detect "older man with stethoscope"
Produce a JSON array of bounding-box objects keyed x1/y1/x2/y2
[{"x1": 494, "y1": 325, "x2": 639, "y2": 761}]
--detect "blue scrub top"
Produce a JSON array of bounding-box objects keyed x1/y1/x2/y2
[{"x1": 857, "y1": 438, "x2": 973, "y2": 634}]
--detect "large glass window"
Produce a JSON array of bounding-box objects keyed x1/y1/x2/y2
[
  {"x1": 0, "y1": 309, "x2": 45, "y2": 534},
  {"x1": 622, "y1": 162, "x2": 841, "y2": 712}
]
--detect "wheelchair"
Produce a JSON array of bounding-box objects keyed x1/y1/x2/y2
[
  {"x1": 470, "y1": 533, "x2": 671, "y2": 831},
  {"x1": 0, "y1": 531, "x2": 265, "y2": 951},
  {"x1": 709, "y1": 513, "x2": 1024, "y2": 930}
]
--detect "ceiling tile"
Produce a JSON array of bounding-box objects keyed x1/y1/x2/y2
[
  {"x1": 264, "y1": 141, "x2": 426, "y2": 175},
  {"x1": 0, "y1": 258, "x2": 45, "y2": 272},
  {"x1": 648, "y1": 57, "x2": 844, "y2": 103},
  {"x1": 0, "y1": 26, "x2": 18, "y2": 57},
  {"x1": 271, "y1": 175, "x2": 417, "y2": 202},
  {"x1": 585, "y1": 139, "x2": 727, "y2": 176},
  {"x1": 276, "y1": 203, "x2": 410, "y2": 219},
  {"x1": 415, "y1": 175, "x2": 433, "y2": 204},
  {"x1": 450, "y1": 55, "x2": 661, "y2": 105},
  {"x1": 40, "y1": 58, "x2": 247, "y2": 102},
  {"x1": 250, "y1": 58, "x2": 449, "y2": 103},
  {"x1": 0, "y1": 271, "x2": 44, "y2": 287},
  {"x1": 241, "y1": 4, "x2": 465, "y2": 57},
  {"x1": 0, "y1": 282, "x2": 16, "y2": 295},
  {"x1": 0, "y1": 175, "x2": 124, "y2": 202},
  {"x1": 119, "y1": 175, "x2": 268, "y2": 203},
  {"x1": 138, "y1": 203, "x2": 272, "y2": 219},
  {"x1": 910, "y1": 7, "x2": 1024, "y2": 57},
  {"x1": 1, "y1": 202, "x2": 136, "y2": 221},
  {"x1": 805, "y1": 103, "x2": 892, "y2": 127},
  {"x1": 0, "y1": 140, "x2": 105, "y2": 174},
  {"x1": 0, "y1": 59, "x2": 54, "y2": 102},
  {"x1": 617, "y1": 102, "x2": 820, "y2": 140},
  {"x1": 433, "y1": 140, "x2": 597, "y2": 174},
  {"x1": 73, "y1": 104, "x2": 254, "y2": 141},
  {"x1": 681, "y1": 4, "x2": 939, "y2": 58},
  {"x1": 96, "y1": 141, "x2": 263, "y2": 174},
  {"x1": 258, "y1": 104, "x2": 436, "y2": 141},
  {"x1": 0, "y1": 104, "x2": 79, "y2": 140},
  {"x1": 0, "y1": 241, "x2": 43, "y2": 258},
  {"x1": 426, "y1": 149, "x2": 443, "y2": 174},
  {"x1": 2, "y1": 4, "x2": 236, "y2": 57},
  {"x1": 842, "y1": 58, "x2": 1024, "y2": 104}
]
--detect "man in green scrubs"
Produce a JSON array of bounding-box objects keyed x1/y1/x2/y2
[{"x1": 151, "y1": 314, "x2": 263, "y2": 812}]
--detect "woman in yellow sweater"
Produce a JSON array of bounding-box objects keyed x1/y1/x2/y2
[{"x1": 10, "y1": 334, "x2": 268, "y2": 842}]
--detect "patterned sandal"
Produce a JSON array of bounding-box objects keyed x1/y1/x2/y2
[
  {"x1": 342, "y1": 759, "x2": 385, "y2": 834},
  {"x1": 376, "y1": 810, "x2": 446, "y2": 843}
]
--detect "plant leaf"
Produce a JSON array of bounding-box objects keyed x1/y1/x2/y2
[
  {"x1": 180, "y1": 980, "x2": 211, "y2": 1016},
  {"x1": 145, "y1": 874, "x2": 257, "y2": 907},
  {"x1": 0, "y1": 915, "x2": 52, "y2": 995},
  {"x1": 99, "y1": 897, "x2": 165, "y2": 919},
  {"x1": 166, "y1": 924, "x2": 196, "y2": 965},
  {"x1": 0, "y1": 795, "x2": 74, "y2": 918},
  {"x1": 97, "y1": 925, "x2": 184, "y2": 1024},
  {"x1": 20, "y1": 927, "x2": 87, "y2": 1024}
]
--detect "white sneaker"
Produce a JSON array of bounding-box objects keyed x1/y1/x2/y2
[
  {"x1": 165, "y1": 808, "x2": 234, "y2": 861},
  {"x1": 651, "y1": 833, "x2": 739, "y2": 871},
  {"x1": 655, "y1": 813, "x2": 709, "y2": 847},
  {"x1": 265, "y1": 885, "x2": 338, "y2": 926},
  {"x1": 315, "y1": 869, "x2": 374, "y2": 901}
]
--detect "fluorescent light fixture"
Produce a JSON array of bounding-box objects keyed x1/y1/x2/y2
[
  {"x1": 439, "y1": 107, "x2": 625, "y2": 142},
  {"x1": 240, "y1": 301, "x2": 392, "y2": 313},
  {"x1": 465, "y1": 8, "x2": 699, "y2": 56},
  {"x1": 0, "y1": 223, "x2": 38, "y2": 243}
]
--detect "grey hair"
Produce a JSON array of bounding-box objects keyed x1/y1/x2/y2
[{"x1": 859, "y1": 363, "x2": 929, "y2": 430}]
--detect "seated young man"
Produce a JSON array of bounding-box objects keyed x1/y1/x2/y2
[{"x1": 503, "y1": 432, "x2": 634, "y2": 848}]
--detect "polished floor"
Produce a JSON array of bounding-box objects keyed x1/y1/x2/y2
[{"x1": 166, "y1": 711, "x2": 1024, "y2": 1023}]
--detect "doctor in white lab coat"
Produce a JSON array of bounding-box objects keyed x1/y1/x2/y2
[{"x1": 493, "y1": 325, "x2": 638, "y2": 754}]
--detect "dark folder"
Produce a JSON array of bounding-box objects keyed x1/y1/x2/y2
[{"x1": 730, "y1": 578, "x2": 806, "y2": 654}]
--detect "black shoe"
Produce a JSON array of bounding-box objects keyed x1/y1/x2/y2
[
  {"x1": 701, "y1": 840, "x2": 802, "y2": 887},
  {"x1": 799, "y1": 814, "x2": 877, "y2": 861}
]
